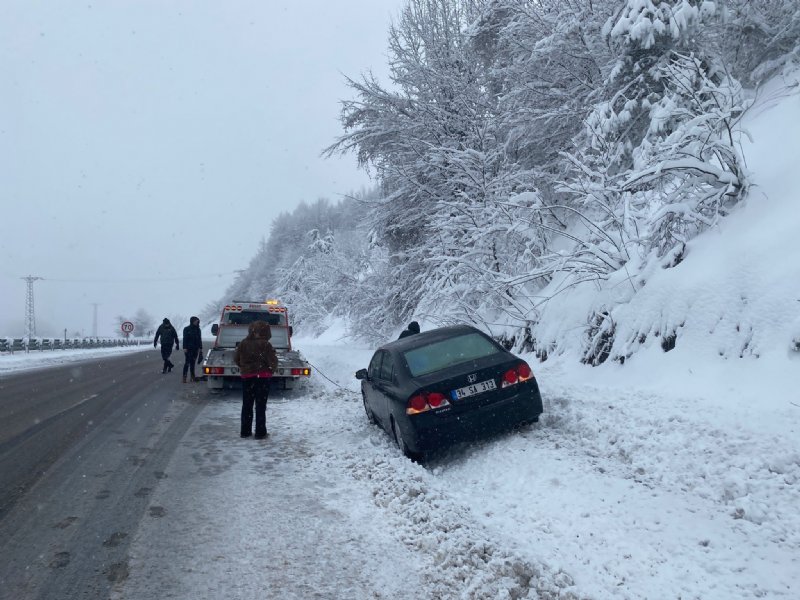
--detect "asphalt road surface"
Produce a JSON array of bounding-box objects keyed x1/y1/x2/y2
[{"x1": 0, "y1": 350, "x2": 209, "y2": 600}]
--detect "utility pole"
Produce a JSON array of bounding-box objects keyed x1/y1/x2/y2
[
  {"x1": 91, "y1": 303, "x2": 100, "y2": 338},
  {"x1": 21, "y1": 275, "x2": 43, "y2": 340}
]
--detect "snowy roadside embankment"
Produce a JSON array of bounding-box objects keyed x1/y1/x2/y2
[
  {"x1": 301, "y1": 339, "x2": 799, "y2": 599},
  {"x1": 0, "y1": 344, "x2": 149, "y2": 376},
  {"x1": 531, "y1": 71, "x2": 800, "y2": 368}
]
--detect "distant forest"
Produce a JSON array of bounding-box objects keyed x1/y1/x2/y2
[{"x1": 214, "y1": 0, "x2": 800, "y2": 357}]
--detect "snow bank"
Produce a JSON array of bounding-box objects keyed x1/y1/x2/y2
[
  {"x1": 531, "y1": 70, "x2": 800, "y2": 371},
  {"x1": 0, "y1": 344, "x2": 149, "y2": 376}
]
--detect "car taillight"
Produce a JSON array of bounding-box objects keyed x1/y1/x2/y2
[
  {"x1": 409, "y1": 395, "x2": 428, "y2": 413},
  {"x1": 205, "y1": 367, "x2": 224, "y2": 375},
  {"x1": 502, "y1": 362, "x2": 533, "y2": 388},
  {"x1": 517, "y1": 362, "x2": 532, "y2": 381},
  {"x1": 290, "y1": 368, "x2": 311, "y2": 376},
  {"x1": 406, "y1": 391, "x2": 450, "y2": 415},
  {"x1": 427, "y1": 392, "x2": 446, "y2": 408}
]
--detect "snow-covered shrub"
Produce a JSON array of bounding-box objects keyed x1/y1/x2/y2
[{"x1": 582, "y1": 310, "x2": 616, "y2": 366}]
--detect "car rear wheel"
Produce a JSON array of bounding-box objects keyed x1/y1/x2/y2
[
  {"x1": 391, "y1": 417, "x2": 420, "y2": 461},
  {"x1": 362, "y1": 392, "x2": 377, "y2": 425}
]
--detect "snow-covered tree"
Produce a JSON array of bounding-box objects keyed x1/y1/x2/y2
[
  {"x1": 559, "y1": 0, "x2": 747, "y2": 275},
  {"x1": 719, "y1": 0, "x2": 800, "y2": 83},
  {"x1": 328, "y1": 0, "x2": 554, "y2": 331},
  {"x1": 133, "y1": 308, "x2": 156, "y2": 338}
]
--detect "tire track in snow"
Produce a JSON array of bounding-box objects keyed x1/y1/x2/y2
[{"x1": 296, "y1": 387, "x2": 584, "y2": 600}]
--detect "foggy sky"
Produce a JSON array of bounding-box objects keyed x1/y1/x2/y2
[{"x1": 0, "y1": 1, "x2": 401, "y2": 338}]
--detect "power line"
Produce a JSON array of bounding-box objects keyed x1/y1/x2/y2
[
  {"x1": 2, "y1": 271, "x2": 242, "y2": 284},
  {"x1": 42, "y1": 272, "x2": 241, "y2": 284}
]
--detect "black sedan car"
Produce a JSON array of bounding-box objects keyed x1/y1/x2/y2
[{"x1": 355, "y1": 325, "x2": 543, "y2": 460}]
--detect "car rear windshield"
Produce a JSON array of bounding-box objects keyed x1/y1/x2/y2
[{"x1": 403, "y1": 332, "x2": 501, "y2": 377}]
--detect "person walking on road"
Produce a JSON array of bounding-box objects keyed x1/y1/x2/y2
[
  {"x1": 153, "y1": 318, "x2": 180, "y2": 374},
  {"x1": 233, "y1": 320, "x2": 278, "y2": 439},
  {"x1": 182, "y1": 316, "x2": 203, "y2": 383}
]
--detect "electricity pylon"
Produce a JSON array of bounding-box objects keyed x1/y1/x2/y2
[{"x1": 22, "y1": 275, "x2": 43, "y2": 339}]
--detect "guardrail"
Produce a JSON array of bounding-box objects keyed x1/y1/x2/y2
[{"x1": 0, "y1": 338, "x2": 145, "y2": 354}]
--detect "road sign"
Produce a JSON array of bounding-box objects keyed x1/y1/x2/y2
[{"x1": 121, "y1": 321, "x2": 135, "y2": 334}]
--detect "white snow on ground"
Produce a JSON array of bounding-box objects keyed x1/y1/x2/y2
[
  {"x1": 6, "y1": 76, "x2": 800, "y2": 598},
  {"x1": 111, "y1": 384, "x2": 428, "y2": 600},
  {"x1": 0, "y1": 344, "x2": 149, "y2": 375},
  {"x1": 4, "y1": 332, "x2": 797, "y2": 598}
]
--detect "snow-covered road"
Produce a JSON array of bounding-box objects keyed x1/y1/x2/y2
[{"x1": 96, "y1": 337, "x2": 799, "y2": 599}]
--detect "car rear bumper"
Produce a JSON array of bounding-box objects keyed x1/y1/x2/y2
[{"x1": 401, "y1": 381, "x2": 544, "y2": 454}]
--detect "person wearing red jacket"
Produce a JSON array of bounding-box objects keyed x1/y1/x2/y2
[{"x1": 233, "y1": 320, "x2": 279, "y2": 439}]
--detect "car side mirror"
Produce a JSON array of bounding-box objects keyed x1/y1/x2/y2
[
  {"x1": 211, "y1": 324, "x2": 219, "y2": 335},
  {"x1": 355, "y1": 368, "x2": 368, "y2": 380}
]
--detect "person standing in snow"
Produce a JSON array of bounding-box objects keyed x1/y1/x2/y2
[
  {"x1": 181, "y1": 316, "x2": 203, "y2": 383},
  {"x1": 153, "y1": 318, "x2": 180, "y2": 374},
  {"x1": 233, "y1": 320, "x2": 279, "y2": 439},
  {"x1": 398, "y1": 321, "x2": 421, "y2": 339}
]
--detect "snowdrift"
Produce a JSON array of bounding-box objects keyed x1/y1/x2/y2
[{"x1": 531, "y1": 71, "x2": 800, "y2": 370}]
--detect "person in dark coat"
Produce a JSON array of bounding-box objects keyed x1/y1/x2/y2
[
  {"x1": 233, "y1": 320, "x2": 279, "y2": 439},
  {"x1": 182, "y1": 316, "x2": 203, "y2": 383},
  {"x1": 398, "y1": 321, "x2": 421, "y2": 339},
  {"x1": 153, "y1": 318, "x2": 180, "y2": 374}
]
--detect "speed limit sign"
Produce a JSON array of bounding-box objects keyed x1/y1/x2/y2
[{"x1": 121, "y1": 321, "x2": 135, "y2": 334}]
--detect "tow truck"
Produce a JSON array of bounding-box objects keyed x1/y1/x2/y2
[{"x1": 203, "y1": 300, "x2": 311, "y2": 391}]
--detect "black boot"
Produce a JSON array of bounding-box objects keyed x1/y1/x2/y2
[{"x1": 167, "y1": 361, "x2": 174, "y2": 372}]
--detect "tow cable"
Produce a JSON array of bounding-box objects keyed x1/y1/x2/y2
[{"x1": 307, "y1": 362, "x2": 350, "y2": 391}]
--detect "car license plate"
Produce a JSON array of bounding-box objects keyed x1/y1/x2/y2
[{"x1": 451, "y1": 378, "x2": 496, "y2": 400}]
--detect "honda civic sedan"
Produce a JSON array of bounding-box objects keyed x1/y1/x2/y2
[{"x1": 355, "y1": 325, "x2": 544, "y2": 460}]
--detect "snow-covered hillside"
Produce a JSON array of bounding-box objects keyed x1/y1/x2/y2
[{"x1": 533, "y1": 70, "x2": 800, "y2": 374}]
